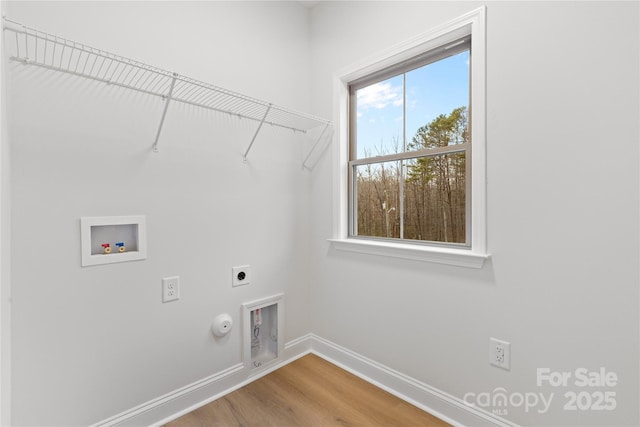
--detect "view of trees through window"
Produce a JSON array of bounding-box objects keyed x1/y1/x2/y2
[
  {"x1": 351, "y1": 46, "x2": 470, "y2": 245},
  {"x1": 355, "y1": 107, "x2": 467, "y2": 243}
]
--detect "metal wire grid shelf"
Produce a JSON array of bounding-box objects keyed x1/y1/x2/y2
[{"x1": 3, "y1": 18, "x2": 332, "y2": 165}]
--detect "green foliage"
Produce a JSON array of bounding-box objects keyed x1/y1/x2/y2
[
  {"x1": 406, "y1": 106, "x2": 468, "y2": 185},
  {"x1": 409, "y1": 106, "x2": 468, "y2": 149}
]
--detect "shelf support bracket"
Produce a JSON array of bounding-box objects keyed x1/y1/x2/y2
[
  {"x1": 302, "y1": 122, "x2": 331, "y2": 170},
  {"x1": 243, "y1": 103, "x2": 272, "y2": 162},
  {"x1": 152, "y1": 73, "x2": 178, "y2": 153}
]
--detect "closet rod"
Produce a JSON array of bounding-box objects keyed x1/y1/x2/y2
[{"x1": 3, "y1": 18, "x2": 332, "y2": 159}]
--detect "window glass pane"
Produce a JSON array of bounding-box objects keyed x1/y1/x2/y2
[
  {"x1": 354, "y1": 160, "x2": 401, "y2": 239},
  {"x1": 406, "y1": 51, "x2": 469, "y2": 151},
  {"x1": 350, "y1": 44, "x2": 471, "y2": 246},
  {"x1": 355, "y1": 75, "x2": 404, "y2": 159},
  {"x1": 403, "y1": 153, "x2": 466, "y2": 243}
]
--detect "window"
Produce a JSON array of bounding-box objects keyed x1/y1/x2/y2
[
  {"x1": 331, "y1": 8, "x2": 488, "y2": 268},
  {"x1": 349, "y1": 39, "x2": 470, "y2": 246}
]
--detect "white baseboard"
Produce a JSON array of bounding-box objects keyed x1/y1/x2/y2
[
  {"x1": 92, "y1": 334, "x2": 315, "y2": 427},
  {"x1": 96, "y1": 333, "x2": 516, "y2": 427},
  {"x1": 309, "y1": 334, "x2": 517, "y2": 427},
  {"x1": 91, "y1": 363, "x2": 246, "y2": 427}
]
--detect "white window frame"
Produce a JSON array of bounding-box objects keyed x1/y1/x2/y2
[{"x1": 329, "y1": 7, "x2": 489, "y2": 269}]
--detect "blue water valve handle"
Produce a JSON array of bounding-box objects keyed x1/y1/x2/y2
[{"x1": 115, "y1": 242, "x2": 126, "y2": 253}]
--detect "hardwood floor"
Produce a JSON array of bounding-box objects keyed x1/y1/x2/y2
[{"x1": 164, "y1": 354, "x2": 451, "y2": 427}]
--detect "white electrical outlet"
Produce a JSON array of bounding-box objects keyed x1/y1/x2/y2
[
  {"x1": 232, "y1": 265, "x2": 251, "y2": 287},
  {"x1": 490, "y1": 338, "x2": 511, "y2": 370},
  {"x1": 162, "y1": 276, "x2": 180, "y2": 303}
]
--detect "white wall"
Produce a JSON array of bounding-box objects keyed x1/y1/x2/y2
[
  {"x1": 4, "y1": 1, "x2": 314, "y2": 425},
  {"x1": 308, "y1": 2, "x2": 639, "y2": 426},
  {"x1": 3, "y1": 1, "x2": 639, "y2": 427},
  {"x1": 1, "y1": 1, "x2": 12, "y2": 424}
]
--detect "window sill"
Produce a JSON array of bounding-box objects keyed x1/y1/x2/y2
[{"x1": 328, "y1": 238, "x2": 489, "y2": 269}]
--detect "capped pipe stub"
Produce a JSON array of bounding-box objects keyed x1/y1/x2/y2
[{"x1": 212, "y1": 313, "x2": 233, "y2": 337}]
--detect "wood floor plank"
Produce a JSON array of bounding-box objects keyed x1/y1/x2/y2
[{"x1": 164, "y1": 354, "x2": 451, "y2": 427}]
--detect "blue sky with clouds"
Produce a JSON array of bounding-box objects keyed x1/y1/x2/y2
[{"x1": 355, "y1": 51, "x2": 469, "y2": 159}]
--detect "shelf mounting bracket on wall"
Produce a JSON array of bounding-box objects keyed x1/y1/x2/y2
[
  {"x1": 302, "y1": 122, "x2": 331, "y2": 170},
  {"x1": 243, "y1": 103, "x2": 272, "y2": 162},
  {"x1": 3, "y1": 18, "x2": 333, "y2": 165},
  {"x1": 152, "y1": 73, "x2": 177, "y2": 153}
]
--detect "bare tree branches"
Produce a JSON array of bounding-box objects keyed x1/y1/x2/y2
[{"x1": 356, "y1": 107, "x2": 468, "y2": 243}]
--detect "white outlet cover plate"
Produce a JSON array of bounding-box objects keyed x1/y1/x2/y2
[
  {"x1": 232, "y1": 265, "x2": 251, "y2": 287},
  {"x1": 162, "y1": 276, "x2": 180, "y2": 302},
  {"x1": 490, "y1": 337, "x2": 511, "y2": 370}
]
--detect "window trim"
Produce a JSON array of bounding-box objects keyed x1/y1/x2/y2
[{"x1": 329, "y1": 7, "x2": 488, "y2": 268}]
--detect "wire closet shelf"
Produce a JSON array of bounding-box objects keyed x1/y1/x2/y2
[{"x1": 3, "y1": 18, "x2": 332, "y2": 164}]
